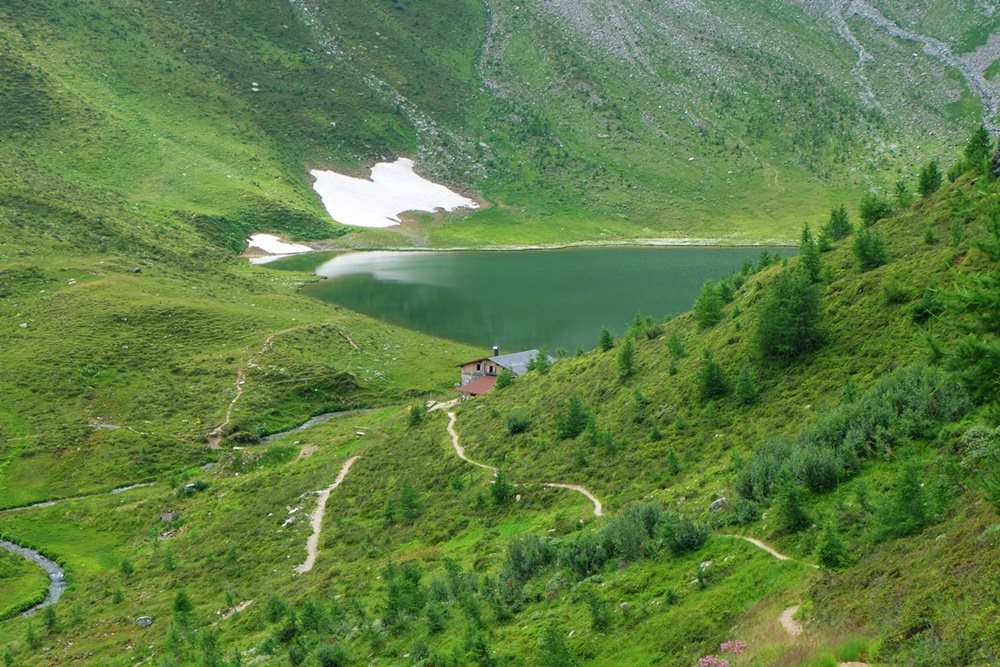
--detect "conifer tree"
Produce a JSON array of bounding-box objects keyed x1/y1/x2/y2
[
  {"x1": 895, "y1": 179, "x2": 913, "y2": 208},
  {"x1": 756, "y1": 270, "x2": 825, "y2": 361},
  {"x1": 853, "y1": 228, "x2": 888, "y2": 271},
  {"x1": 774, "y1": 473, "x2": 810, "y2": 533},
  {"x1": 556, "y1": 394, "x2": 589, "y2": 439},
  {"x1": 698, "y1": 350, "x2": 729, "y2": 400},
  {"x1": 798, "y1": 224, "x2": 821, "y2": 282},
  {"x1": 859, "y1": 192, "x2": 892, "y2": 227},
  {"x1": 734, "y1": 363, "x2": 759, "y2": 405},
  {"x1": 598, "y1": 327, "x2": 614, "y2": 351},
  {"x1": 918, "y1": 160, "x2": 943, "y2": 198},
  {"x1": 824, "y1": 205, "x2": 853, "y2": 240},
  {"x1": 948, "y1": 217, "x2": 1000, "y2": 410},
  {"x1": 694, "y1": 281, "x2": 725, "y2": 329},
  {"x1": 815, "y1": 517, "x2": 848, "y2": 569},
  {"x1": 962, "y1": 124, "x2": 994, "y2": 173},
  {"x1": 617, "y1": 337, "x2": 636, "y2": 379}
]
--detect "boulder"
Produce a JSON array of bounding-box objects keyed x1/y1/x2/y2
[
  {"x1": 709, "y1": 497, "x2": 729, "y2": 512},
  {"x1": 136, "y1": 616, "x2": 153, "y2": 628}
]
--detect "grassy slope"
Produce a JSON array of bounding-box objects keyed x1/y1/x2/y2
[
  {"x1": 0, "y1": 1, "x2": 994, "y2": 250},
  {"x1": 1, "y1": 171, "x2": 997, "y2": 665}
]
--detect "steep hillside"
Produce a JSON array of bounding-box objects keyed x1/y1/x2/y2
[
  {"x1": 1, "y1": 0, "x2": 997, "y2": 249},
  {"x1": 1, "y1": 144, "x2": 998, "y2": 666}
]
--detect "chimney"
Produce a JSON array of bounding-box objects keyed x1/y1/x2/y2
[{"x1": 492, "y1": 345, "x2": 500, "y2": 357}]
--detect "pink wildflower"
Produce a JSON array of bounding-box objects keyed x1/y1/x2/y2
[
  {"x1": 720, "y1": 639, "x2": 748, "y2": 655},
  {"x1": 698, "y1": 656, "x2": 730, "y2": 667}
]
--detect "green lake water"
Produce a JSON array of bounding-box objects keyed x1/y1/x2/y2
[{"x1": 300, "y1": 247, "x2": 794, "y2": 352}]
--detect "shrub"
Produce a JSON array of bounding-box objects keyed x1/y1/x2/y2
[
  {"x1": 882, "y1": 278, "x2": 911, "y2": 305},
  {"x1": 408, "y1": 404, "x2": 426, "y2": 427},
  {"x1": 667, "y1": 332, "x2": 686, "y2": 359},
  {"x1": 505, "y1": 410, "x2": 531, "y2": 435},
  {"x1": 503, "y1": 535, "x2": 557, "y2": 583},
  {"x1": 491, "y1": 470, "x2": 515, "y2": 506},
  {"x1": 774, "y1": 474, "x2": 811, "y2": 533},
  {"x1": 877, "y1": 462, "x2": 927, "y2": 540},
  {"x1": 561, "y1": 533, "x2": 608, "y2": 578},
  {"x1": 790, "y1": 445, "x2": 842, "y2": 492},
  {"x1": 316, "y1": 644, "x2": 351, "y2": 667},
  {"x1": 495, "y1": 368, "x2": 515, "y2": 389},
  {"x1": 661, "y1": 515, "x2": 710, "y2": 556},
  {"x1": 815, "y1": 517, "x2": 848, "y2": 569}
]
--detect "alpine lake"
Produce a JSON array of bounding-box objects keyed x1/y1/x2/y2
[{"x1": 270, "y1": 246, "x2": 795, "y2": 353}]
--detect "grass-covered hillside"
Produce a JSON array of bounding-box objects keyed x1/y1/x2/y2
[
  {"x1": 1, "y1": 0, "x2": 997, "y2": 249},
  {"x1": 2, "y1": 140, "x2": 998, "y2": 666}
]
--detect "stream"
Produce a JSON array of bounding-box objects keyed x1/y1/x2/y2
[{"x1": 0, "y1": 539, "x2": 66, "y2": 617}]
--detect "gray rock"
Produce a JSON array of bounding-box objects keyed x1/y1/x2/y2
[
  {"x1": 709, "y1": 497, "x2": 729, "y2": 512},
  {"x1": 136, "y1": 616, "x2": 153, "y2": 628},
  {"x1": 130, "y1": 267, "x2": 142, "y2": 274}
]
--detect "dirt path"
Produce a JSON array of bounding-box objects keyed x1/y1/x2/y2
[
  {"x1": 446, "y1": 412, "x2": 498, "y2": 476},
  {"x1": 295, "y1": 456, "x2": 360, "y2": 574},
  {"x1": 541, "y1": 483, "x2": 603, "y2": 517},
  {"x1": 723, "y1": 534, "x2": 793, "y2": 561},
  {"x1": 446, "y1": 411, "x2": 604, "y2": 517},
  {"x1": 780, "y1": 604, "x2": 803, "y2": 637},
  {"x1": 207, "y1": 330, "x2": 292, "y2": 448}
]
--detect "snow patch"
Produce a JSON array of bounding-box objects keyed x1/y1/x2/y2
[
  {"x1": 309, "y1": 158, "x2": 478, "y2": 228},
  {"x1": 247, "y1": 234, "x2": 313, "y2": 257}
]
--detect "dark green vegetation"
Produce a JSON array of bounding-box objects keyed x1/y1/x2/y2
[{"x1": 2, "y1": 132, "x2": 1000, "y2": 665}]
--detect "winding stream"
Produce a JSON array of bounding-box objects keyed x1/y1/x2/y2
[{"x1": 0, "y1": 539, "x2": 66, "y2": 617}]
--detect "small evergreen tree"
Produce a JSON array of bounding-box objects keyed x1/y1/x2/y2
[
  {"x1": 698, "y1": 350, "x2": 729, "y2": 400},
  {"x1": 879, "y1": 462, "x2": 927, "y2": 539},
  {"x1": 666, "y1": 331, "x2": 686, "y2": 359},
  {"x1": 556, "y1": 394, "x2": 589, "y2": 439},
  {"x1": 42, "y1": 606, "x2": 58, "y2": 634},
  {"x1": 853, "y1": 228, "x2": 888, "y2": 271},
  {"x1": 798, "y1": 224, "x2": 821, "y2": 282},
  {"x1": 962, "y1": 124, "x2": 993, "y2": 174},
  {"x1": 774, "y1": 474, "x2": 811, "y2": 533},
  {"x1": 815, "y1": 517, "x2": 848, "y2": 569},
  {"x1": 399, "y1": 480, "x2": 423, "y2": 521},
  {"x1": 918, "y1": 159, "x2": 943, "y2": 197},
  {"x1": 617, "y1": 337, "x2": 635, "y2": 379},
  {"x1": 598, "y1": 327, "x2": 614, "y2": 351},
  {"x1": 538, "y1": 622, "x2": 577, "y2": 667},
  {"x1": 894, "y1": 179, "x2": 913, "y2": 208},
  {"x1": 694, "y1": 281, "x2": 725, "y2": 329},
  {"x1": 491, "y1": 470, "x2": 515, "y2": 506},
  {"x1": 824, "y1": 205, "x2": 853, "y2": 240},
  {"x1": 408, "y1": 404, "x2": 426, "y2": 427},
  {"x1": 734, "y1": 363, "x2": 759, "y2": 405},
  {"x1": 756, "y1": 270, "x2": 825, "y2": 361},
  {"x1": 948, "y1": 217, "x2": 1000, "y2": 411},
  {"x1": 527, "y1": 349, "x2": 551, "y2": 374},
  {"x1": 859, "y1": 192, "x2": 892, "y2": 227}
]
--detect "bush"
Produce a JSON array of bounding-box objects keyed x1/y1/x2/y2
[
  {"x1": 661, "y1": 515, "x2": 710, "y2": 556},
  {"x1": 561, "y1": 533, "x2": 608, "y2": 578},
  {"x1": 734, "y1": 364, "x2": 759, "y2": 405},
  {"x1": 316, "y1": 644, "x2": 351, "y2": 667},
  {"x1": 505, "y1": 410, "x2": 531, "y2": 435},
  {"x1": 495, "y1": 368, "x2": 515, "y2": 389},
  {"x1": 408, "y1": 404, "x2": 426, "y2": 427},
  {"x1": 882, "y1": 278, "x2": 911, "y2": 305}
]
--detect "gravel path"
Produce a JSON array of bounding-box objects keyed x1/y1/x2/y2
[{"x1": 295, "y1": 456, "x2": 360, "y2": 574}]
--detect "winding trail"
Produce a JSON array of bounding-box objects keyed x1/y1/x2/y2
[
  {"x1": 541, "y1": 483, "x2": 604, "y2": 517},
  {"x1": 295, "y1": 456, "x2": 360, "y2": 574},
  {"x1": 779, "y1": 604, "x2": 803, "y2": 638},
  {"x1": 446, "y1": 412, "x2": 498, "y2": 476},
  {"x1": 0, "y1": 540, "x2": 66, "y2": 618},
  {"x1": 445, "y1": 411, "x2": 604, "y2": 517},
  {"x1": 208, "y1": 330, "x2": 292, "y2": 448}
]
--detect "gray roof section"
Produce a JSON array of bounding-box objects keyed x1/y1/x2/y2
[{"x1": 490, "y1": 349, "x2": 546, "y2": 376}]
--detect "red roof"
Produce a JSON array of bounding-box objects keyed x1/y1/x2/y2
[{"x1": 457, "y1": 374, "x2": 498, "y2": 395}]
